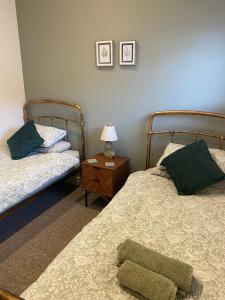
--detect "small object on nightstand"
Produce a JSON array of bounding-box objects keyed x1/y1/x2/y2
[
  {"x1": 105, "y1": 162, "x2": 115, "y2": 167},
  {"x1": 100, "y1": 124, "x2": 118, "y2": 158},
  {"x1": 81, "y1": 153, "x2": 129, "y2": 207},
  {"x1": 86, "y1": 158, "x2": 98, "y2": 164}
]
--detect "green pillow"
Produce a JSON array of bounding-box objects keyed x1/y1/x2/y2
[
  {"x1": 7, "y1": 120, "x2": 44, "y2": 160},
  {"x1": 161, "y1": 139, "x2": 225, "y2": 195}
]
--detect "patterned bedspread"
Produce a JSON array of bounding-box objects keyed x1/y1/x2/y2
[
  {"x1": 21, "y1": 170, "x2": 225, "y2": 300},
  {"x1": 0, "y1": 146, "x2": 79, "y2": 214}
]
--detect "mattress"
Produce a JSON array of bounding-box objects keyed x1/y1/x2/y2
[
  {"x1": 0, "y1": 146, "x2": 80, "y2": 214},
  {"x1": 21, "y1": 170, "x2": 225, "y2": 300}
]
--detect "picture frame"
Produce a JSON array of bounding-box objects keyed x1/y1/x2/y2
[
  {"x1": 119, "y1": 41, "x2": 136, "y2": 65},
  {"x1": 96, "y1": 40, "x2": 113, "y2": 67}
]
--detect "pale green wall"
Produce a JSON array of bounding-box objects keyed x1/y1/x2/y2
[{"x1": 16, "y1": 0, "x2": 225, "y2": 170}]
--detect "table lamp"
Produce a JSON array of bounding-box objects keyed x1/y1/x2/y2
[{"x1": 100, "y1": 124, "x2": 118, "y2": 158}]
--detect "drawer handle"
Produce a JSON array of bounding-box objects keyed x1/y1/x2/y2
[
  {"x1": 93, "y1": 178, "x2": 100, "y2": 183},
  {"x1": 93, "y1": 166, "x2": 100, "y2": 170}
]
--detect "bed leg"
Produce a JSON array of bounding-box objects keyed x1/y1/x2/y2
[{"x1": 85, "y1": 190, "x2": 88, "y2": 207}]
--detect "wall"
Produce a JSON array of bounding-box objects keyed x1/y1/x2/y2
[
  {"x1": 16, "y1": 0, "x2": 225, "y2": 170},
  {"x1": 0, "y1": 0, "x2": 25, "y2": 144}
]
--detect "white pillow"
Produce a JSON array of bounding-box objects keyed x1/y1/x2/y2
[
  {"x1": 148, "y1": 167, "x2": 170, "y2": 179},
  {"x1": 156, "y1": 143, "x2": 184, "y2": 169},
  {"x1": 210, "y1": 148, "x2": 225, "y2": 173},
  {"x1": 35, "y1": 124, "x2": 66, "y2": 148},
  {"x1": 35, "y1": 141, "x2": 71, "y2": 153},
  {"x1": 157, "y1": 142, "x2": 225, "y2": 173}
]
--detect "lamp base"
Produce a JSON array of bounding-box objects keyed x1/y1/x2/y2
[{"x1": 104, "y1": 141, "x2": 115, "y2": 158}]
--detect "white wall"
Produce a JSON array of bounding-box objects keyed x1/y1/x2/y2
[{"x1": 0, "y1": 0, "x2": 25, "y2": 144}]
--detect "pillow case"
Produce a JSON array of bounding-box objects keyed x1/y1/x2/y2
[
  {"x1": 148, "y1": 167, "x2": 170, "y2": 179},
  {"x1": 35, "y1": 141, "x2": 71, "y2": 153},
  {"x1": 161, "y1": 140, "x2": 225, "y2": 195},
  {"x1": 35, "y1": 124, "x2": 66, "y2": 148},
  {"x1": 157, "y1": 143, "x2": 184, "y2": 169},
  {"x1": 209, "y1": 148, "x2": 225, "y2": 173},
  {"x1": 7, "y1": 121, "x2": 44, "y2": 160},
  {"x1": 157, "y1": 142, "x2": 225, "y2": 173}
]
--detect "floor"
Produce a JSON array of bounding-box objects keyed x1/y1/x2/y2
[{"x1": 0, "y1": 177, "x2": 107, "y2": 296}]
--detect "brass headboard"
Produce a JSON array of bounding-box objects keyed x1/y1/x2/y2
[
  {"x1": 23, "y1": 99, "x2": 85, "y2": 161},
  {"x1": 146, "y1": 110, "x2": 225, "y2": 169}
]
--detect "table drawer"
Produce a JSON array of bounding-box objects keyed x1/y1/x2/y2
[{"x1": 82, "y1": 164, "x2": 113, "y2": 197}]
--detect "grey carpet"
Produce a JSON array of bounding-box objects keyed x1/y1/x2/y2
[{"x1": 0, "y1": 178, "x2": 107, "y2": 296}]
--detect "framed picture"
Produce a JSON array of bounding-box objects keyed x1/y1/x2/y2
[
  {"x1": 119, "y1": 41, "x2": 136, "y2": 65},
  {"x1": 96, "y1": 40, "x2": 113, "y2": 67}
]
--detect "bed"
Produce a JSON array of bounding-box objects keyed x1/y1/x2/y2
[
  {"x1": 0, "y1": 99, "x2": 85, "y2": 220},
  {"x1": 3, "y1": 110, "x2": 225, "y2": 300}
]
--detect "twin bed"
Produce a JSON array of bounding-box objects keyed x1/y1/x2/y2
[
  {"x1": 0, "y1": 99, "x2": 85, "y2": 220},
  {"x1": 1, "y1": 109, "x2": 225, "y2": 300}
]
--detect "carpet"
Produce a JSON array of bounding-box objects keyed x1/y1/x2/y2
[{"x1": 0, "y1": 178, "x2": 107, "y2": 295}]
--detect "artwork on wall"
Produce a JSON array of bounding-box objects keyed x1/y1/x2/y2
[
  {"x1": 119, "y1": 41, "x2": 136, "y2": 65},
  {"x1": 96, "y1": 40, "x2": 113, "y2": 67}
]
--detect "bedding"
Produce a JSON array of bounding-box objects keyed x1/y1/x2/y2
[
  {"x1": 157, "y1": 142, "x2": 225, "y2": 173},
  {"x1": 35, "y1": 124, "x2": 66, "y2": 148},
  {"x1": 21, "y1": 170, "x2": 225, "y2": 300},
  {"x1": 148, "y1": 167, "x2": 170, "y2": 178},
  {"x1": 35, "y1": 140, "x2": 71, "y2": 153},
  {"x1": 0, "y1": 145, "x2": 79, "y2": 214},
  {"x1": 161, "y1": 140, "x2": 225, "y2": 195},
  {"x1": 7, "y1": 121, "x2": 44, "y2": 160}
]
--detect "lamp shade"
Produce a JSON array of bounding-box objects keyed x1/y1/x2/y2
[{"x1": 100, "y1": 124, "x2": 118, "y2": 142}]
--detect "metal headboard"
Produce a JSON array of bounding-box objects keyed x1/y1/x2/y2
[
  {"x1": 23, "y1": 99, "x2": 85, "y2": 161},
  {"x1": 146, "y1": 110, "x2": 225, "y2": 169}
]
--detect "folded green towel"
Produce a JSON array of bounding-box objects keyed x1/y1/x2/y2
[
  {"x1": 117, "y1": 260, "x2": 177, "y2": 300},
  {"x1": 117, "y1": 239, "x2": 193, "y2": 293}
]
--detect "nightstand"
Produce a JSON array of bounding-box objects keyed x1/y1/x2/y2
[{"x1": 81, "y1": 153, "x2": 129, "y2": 207}]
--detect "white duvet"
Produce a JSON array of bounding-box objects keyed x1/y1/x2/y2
[
  {"x1": 0, "y1": 146, "x2": 79, "y2": 214},
  {"x1": 21, "y1": 170, "x2": 225, "y2": 300}
]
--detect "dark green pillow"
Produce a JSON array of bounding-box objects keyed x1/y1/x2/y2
[
  {"x1": 7, "y1": 120, "x2": 44, "y2": 160},
  {"x1": 161, "y1": 140, "x2": 225, "y2": 195}
]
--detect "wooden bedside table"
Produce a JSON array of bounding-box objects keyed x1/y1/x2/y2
[{"x1": 81, "y1": 153, "x2": 129, "y2": 207}]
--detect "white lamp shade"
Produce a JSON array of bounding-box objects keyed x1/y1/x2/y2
[{"x1": 100, "y1": 124, "x2": 118, "y2": 142}]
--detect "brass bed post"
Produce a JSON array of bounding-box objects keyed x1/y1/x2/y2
[
  {"x1": 79, "y1": 105, "x2": 85, "y2": 162},
  {"x1": 146, "y1": 114, "x2": 153, "y2": 170},
  {"x1": 23, "y1": 102, "x2": 28, "y2": 123},
  {"x1": 0, "y1": 287, "x2": 24, "y2": 300}
]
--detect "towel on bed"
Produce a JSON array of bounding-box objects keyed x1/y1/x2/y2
[
  {"x1": 117, "y1": 239, "x2": 193, "y2": 293},
  {"x1": 117, "y1": 260, "x2": 177, "y2": 300}
]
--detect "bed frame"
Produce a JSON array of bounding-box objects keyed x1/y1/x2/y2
[
  {"x1": 0, "y1": 99, "x2": 85, "y2": 222},
  {"x1": 23, "y1": 99, "x2": 85, "y2": 161},
  {"x1": 0, "y1": 288, "x2": 24, "y2": 300},
  {"x1": 146, "y1": 110, "x2": 225, "y2": 169}
]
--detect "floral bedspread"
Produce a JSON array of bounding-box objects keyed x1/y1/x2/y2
[
  {"x1": 0, "y1": 146, "x2": 79, "y2": 214},
  {"x1": 21, "y1": 170, "x2": 225, "y2": 300}
]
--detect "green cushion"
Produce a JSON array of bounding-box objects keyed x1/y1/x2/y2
[
  {"x1": 7, "y1": 120, "x2": 44, "y2": 160},
  {"x1": 161, "y1": 140, "x2": 225, "y2": 195}
]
